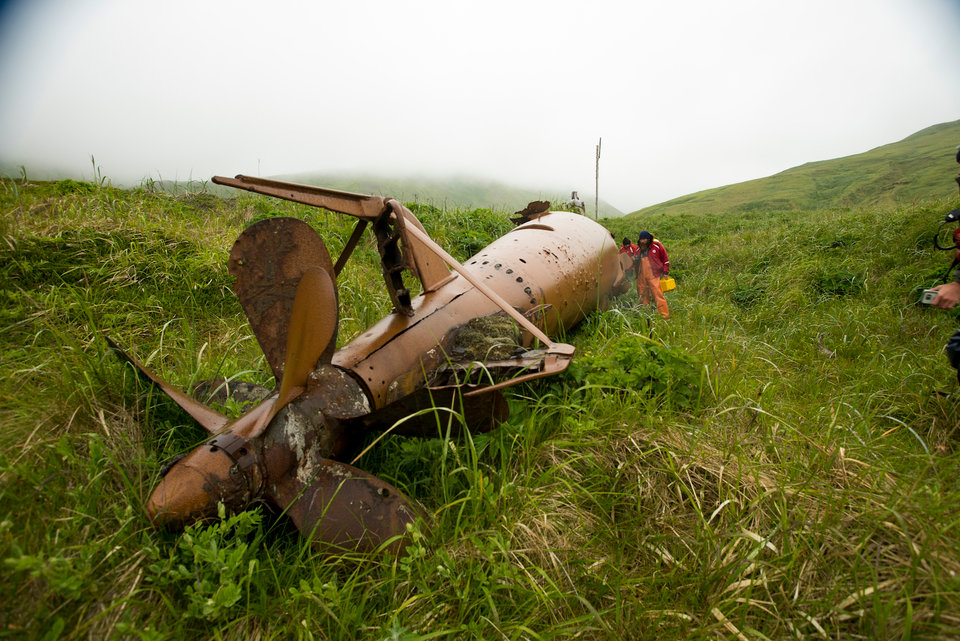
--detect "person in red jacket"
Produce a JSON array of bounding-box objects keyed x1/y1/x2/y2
[
  {"x1": 635, "y1": 230, "x2": 670, "y2": 319},
  {"x1": 618, "y1": 237, "x2": 640, "y2": 281}
]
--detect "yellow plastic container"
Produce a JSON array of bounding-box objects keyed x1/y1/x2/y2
[{"x1": 659, "y1": 276, "x2": 676, "y2": 293}]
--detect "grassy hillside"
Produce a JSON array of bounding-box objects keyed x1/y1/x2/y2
[
  {"x1": 2, "y1": 177, "x2": 960, "y2": 639},
  {"x1": 629, "y1": 119, "x2": 960, "y2": 218}
]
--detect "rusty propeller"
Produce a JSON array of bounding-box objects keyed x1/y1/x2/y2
[{"x1": 114, "y1": 219, "x2": 423, "y2": 551}]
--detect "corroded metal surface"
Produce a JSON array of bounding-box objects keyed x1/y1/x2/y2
[
  {"x1": 229, "y1": 217, "x2": 338, "y2": 383},
  {"x1": 272, "y1": 459, "x2": 421, "y2": 553},
  {"x1": 112, "y1": 176, "x2": 627, "y2": 554}
]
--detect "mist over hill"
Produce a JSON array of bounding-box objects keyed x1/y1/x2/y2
[
  {"x1": 7, "y1": 120, "x2": 957, "y2": 222},
  {"x1": 0, "y1": 159, "x2": 626, "y2": 219},
  {"x1": 273, "y1": 172, "x2": 625, "y2": 219},
  {"x1": 628, "y1": 119, "x2": 960, "y2": 219}
]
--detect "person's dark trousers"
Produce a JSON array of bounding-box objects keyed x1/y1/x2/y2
[{"x1": 946, "y1": 326, "x2": 960, "y2": 384}]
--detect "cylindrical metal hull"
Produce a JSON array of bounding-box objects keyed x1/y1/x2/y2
[{"x1": 334, "y1": 212, "x2": 623, "y2": 407}]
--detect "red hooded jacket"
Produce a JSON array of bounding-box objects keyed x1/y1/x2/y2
[
  {"x1": 618, "y1": 243, "x2": 640, "y2": 273},
  {"x1": 646, "y1": 239, "x2": 670, "y2": 278}
]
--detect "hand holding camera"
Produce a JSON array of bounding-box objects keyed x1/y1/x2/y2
[{"x1": 927, "y1": 282, "x2": 960, "y2": 309}]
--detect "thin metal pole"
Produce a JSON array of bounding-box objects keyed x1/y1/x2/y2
[{"x1": 594, "y1": 137, "x2": 601, "y2": 220}]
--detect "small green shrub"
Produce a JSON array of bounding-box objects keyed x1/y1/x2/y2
[
  {"x1": 748, "y1": 256, "x2": 774, "y2": 273},
  {"x1": 54, "y1": 179, "x2": 96, "y2": 195},
  {"x1": 812, "y1": 268, "x2": 864, "y2": 297},
  {"x1": 563, "y1": 332, "x2": 701, "y2": 407},
  {"x1": 405, "y1": 202, "x2": 443, "y2": 221},
  {"x1": 446, "y1": 207, "x2": 513, "y2": 260},
  {"x1": 731, "y1": 284, "x2": 766, "y2": 309},
  {"x1": 144, "y1": 504, "x2": 265, "y2": 622},
  {"x1": 822, "y1": 232, "x2": 857, "y2": 249}
]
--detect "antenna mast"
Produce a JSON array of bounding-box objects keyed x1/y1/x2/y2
[{"x1": 594, "y1": 137, "x2": 601, "y2": 220}]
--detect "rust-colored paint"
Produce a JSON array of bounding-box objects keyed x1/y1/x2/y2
[
  {"x1": 111, "y1": 176, "x2": 627, "y2": 553},
  {"x1": 335, "y1": 212, "x2": 623, "y2": 407}
]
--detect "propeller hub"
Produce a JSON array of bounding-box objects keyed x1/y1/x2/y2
[{"x1": 146, "y1": 433, "x2": 263, "y2": 528}]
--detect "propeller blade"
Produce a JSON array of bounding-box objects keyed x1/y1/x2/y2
[
  {"x1": 234, "y1": 266, "x2": 339, "y2": 440},
  {"x1": 277, "y1": 266, "x2": 338, "y2": 403},
  {"x1": 107, "y1": 337, "x2": 229, "y2": 435},
  {"x1": 270, "y1": 459, "x2": 423, "y2": 553},
  {"x1": 229, "y1": 217, "x2": 336, "y2": 384},
  {"x1": 115, "y1": 222, "x2": 341, "y2": 442}
]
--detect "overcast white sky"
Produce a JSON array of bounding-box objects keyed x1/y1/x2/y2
[{"x1": 1, "y1": 0, "x2": 958, "y2": 212}]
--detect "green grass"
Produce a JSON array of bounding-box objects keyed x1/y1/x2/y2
[
  {"x1": 628, "y1": 119, "x2": 960, "y2": 218},
  {"x1": 2, "y1": 176, "x2": 960, "y2": 639}
]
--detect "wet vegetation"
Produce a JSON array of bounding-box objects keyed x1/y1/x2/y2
[{"x1": 2, "y1": 175, "x2": 960, "y2": 639}]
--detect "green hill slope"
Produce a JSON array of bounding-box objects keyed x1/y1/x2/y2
[{"x1": 629, "y1": 119, "x2": 960, "y2": 219}]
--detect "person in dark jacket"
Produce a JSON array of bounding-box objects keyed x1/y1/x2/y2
[
  {"x1": 955, "y1": 145, "x2": 960, "y2": 195},
  {"x1": 935, "y1": 147, "x2": 960, "y2": 380}
]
